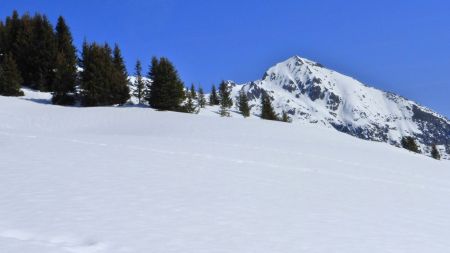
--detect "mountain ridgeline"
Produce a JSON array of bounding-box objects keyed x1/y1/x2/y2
[{"x1": 225, "y1": 56, "x2": 450, "y2": 158}]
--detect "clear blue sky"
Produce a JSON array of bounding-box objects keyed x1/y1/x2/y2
[{"x1": 2, "y1": 0, "x2": 449, "y2": 117}]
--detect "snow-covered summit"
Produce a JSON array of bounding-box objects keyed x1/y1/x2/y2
[{"x1": 228, "y1": 56, "x2": 450, "y2": 158}]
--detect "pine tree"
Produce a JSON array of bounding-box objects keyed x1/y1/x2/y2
[
  {"x1": 112, "y1": 44, "x2": 130, "y2": 104},
  {"x1": 401, "y1": 136, "x2": 420, "y2": 153},
  {"x1": 0, "y1": 21, "x2": 5, "y2": 56},
  {"x1": 132, "y1": 59, "x2": 146, "y2": 104},
  {"x1": 431, "y1": 144, "x2": 441, "y2": 160},
  {"x1": 29, "y1": 14, "x2": 57, "y2": 91},
  {"x1": 147, "y1": 56, "x2": 185, "y2": 111},
  {"x1": 10, "y1": 12, "x2": 33, "y2": 87},
  {"x1": 198, "y1": 86, "x2": 206, "y2": 108},
  {"x1": 52, "y1": 16, "x2": 77, "y2": 105},
  {"x1": 281, "y1": 110, "x2": 291, "y2": 122},
  {"x1": 209, "y1": 84, "x2": 219, "y2": 105},
  {"x1": 0, "y1": 53, "x2": 24, "y2": 96},
  {"x1": 184, "y1": 91, "x2": 197, "y2": 113},
  {"x1": 260, "y1": 92, "x2": 278, "y2": 120},
  {"x1": 190, "y1": 83, "x2": 197, "y2": 99},
  {"x1": 3, "y1": 10, "x2": 22, "y2": 57},
  {"x1": 237, "y1": 90, "x2": 250, "y2": 117},
  {"x1": 218, "y1": 81, "x2": 233, "y2": 117}
]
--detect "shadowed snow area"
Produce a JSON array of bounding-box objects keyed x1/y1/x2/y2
[{"x1": 0, "y1": 93, "x2": 449, "y2": 253}]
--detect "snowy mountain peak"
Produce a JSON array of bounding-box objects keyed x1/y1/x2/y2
[{"x1": 230, "y1": 56, "x2": 450, "y2": 159}]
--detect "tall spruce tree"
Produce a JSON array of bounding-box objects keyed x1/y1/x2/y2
[
  {"x1": 209, "y1": 84, "x2": 219, "y2": 105},
  {"x1": 237, "y1": 90, "x2": 250, "y2": 117},
  {"x1": 198, "y1": 86, "x2": 206, "y2": 108},
  {"x1": 190, "y1": 83, "x2": 197, "y2": 99},
  {"x1": 184, "y1": 90, "x2": 197, "y2": 113},
  {"x1": 112, "y1": 44, "x2": 130, "y2": 104},
  {"x1": 146, "y1": 56, "x2": 185, "y2": 111},
  {"x1": 0, "y1": 53, "x2": 24, "y2": 96},
  {"x1": 0, "y1": 21, "x2": 5, "y2": 55},
  {"x1": 260, "y1": 92, "x2": 278, "y2": 120},
  {"x1": 52, "y1": 16, "x2": 77, "y2": 105},
  {"x1": 132, "y1": 59, "x2": 146, "y2": 104},
  {"x1": 401, "y1": 136, "x2": 420, "y2": 153},
  {"x1": 3, "y1": 10, "x2": 22, "y2": 57},
  {"x1": 218, "y1": 81, "x2": 232, "y2": 117},
  {"x1": 431, "y1": 144, "x2": 441, "y2": 160},
  {"x1": 30, "y1": 14, "x2": 57, "y2": 91},
  {"x1": 10, "y1": 12, "x2": 33, "y2": 87}
]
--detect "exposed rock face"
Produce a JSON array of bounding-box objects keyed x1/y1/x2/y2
[{"x1": 228, "y1": 56, "x2": 450, "y2": 159}]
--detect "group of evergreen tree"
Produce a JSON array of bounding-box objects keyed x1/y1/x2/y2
[
  {"x1": 0, "y1": 11, "x2": 133, "y2": 106},
  {"x1": 260, "y1": 92, "x2": 290, "y2": 122},
  {"x1": 401, "y1": 136, "x2": 421, "y2": 153},
  {"x1": 0, "y1": 11, "x2": 77, "y2": 95},
  {"x1": 400, "y1": 136, "x2": 441, "y2": 160},
  {"x1": 79, "y1": 42, "x2": 130, "y2": 106},
  {"x1": 146, "y1": 57, "x2": 185, "y2": 111}
]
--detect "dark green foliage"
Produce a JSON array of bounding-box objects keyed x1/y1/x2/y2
[
  {"x1": 112, "y1": 44, "x2": 131, "y2": 104},
  {"x1": 431, "y1": 144, "x2": 441, "y2": 160},
  {"x1": 190, "y1": 83, "x2": 197, "y2": 99},
  {"x1": 132, "y1": 60, "x2": 147, "y2": 104},
  {"x1": 237, "y1": 90, "x2": 250, "y2": 117},
  {"x1": 198, "y1": 86, "x2": 206, "y2": 108},
  {"x1": 218, "y1": 81, "x2": 233, "y2": 117},
  {"x1": 28, "y1": 14, "x2": 57, "y2": 91},
  {"x1": 0, "y1": 53, "x2": 24, "y2": 96},
  {"x1": 260, "y1": 92, "x2": 278, "y2": 120},
  {"x1": 52, "y1": 16, "x2": 77, "y2": 105},
  {"x1": 401, "y1": 136, "x2": 420, "y2": 153},
  {"x1": 209, "y1": 84, "x2": 219, "y2": 105},
  {"x1": 80, "y1": 41, "x2": 130, "y2": 106},
  {"x1": 0, "y1": 21, "x2": 5, "y2": 55},
  {"x1": 146, "y1": 57, "x2": 185, "y2": 111},
  {"x1": 281, "y1": 110, "x2": 291, "y2": 123},
  {"x1": 184, "y1": 91, "x2": 197, "y2": 113},
  {"x1": 2, "y1": 11, "x2": 58, "y2": 91}
]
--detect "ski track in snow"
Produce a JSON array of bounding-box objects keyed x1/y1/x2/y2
[{"x1": 0, "y1": 229, "x2": 108, "y2": 253}]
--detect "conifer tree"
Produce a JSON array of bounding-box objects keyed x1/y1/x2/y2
[
  {"x1": 401, "y1": 136, "x2": 420, "y2": 153},
  {"x1": 147, "y1": 56, "x2": 185, "y2": 111},
  {"x1": 29, "y1": 14, "x2": 57, "y2": 91},
  {"x1": 3, "y1": 10, "x2": 22, "y2": 57},
  {"x1": 260, "y1": 92, "x2": 278, "y2": 120},
  {"x1": 431, "y1": 144, "x2": 441, "y2": 160},
  {"x1": 0, "y1": 53, "x2": 24, "y2": 96},
  {"x1": 52, "y1": 16, "x2": 77, "y2": 105},
  {"x1": 209, "y1": 84, "x2": 219, "y2": 105},
  {"x1": 190, "y1": 83, "x2": 197, "y2": 99},
  {"x1": 184, "y1": 91, "x2": 197, "y2": 113},
  {"x1": 0, "y1": 21, "x2": 5, "y2": 55},
  {"x1": 132, "y1": 59, "x2": 146, "y2": 104},
  {"x1": 218, "y1": 81, "x2": 233, "y2": 117},
  {"x1": 198, "y1": 86, "x2": 206, "y2": 108},
  {"x1": 112, "y1": 44, "x2": 130, "y2": 104},
  {"x1": 10, "y1": 12, "x2": 33, "y2": 87},
  {"x1": 281, "y1": 110, "x2": 291, "y2": 122},
  {"x1": 237, "y1": 90, "x2": 250, "y2": 117}
]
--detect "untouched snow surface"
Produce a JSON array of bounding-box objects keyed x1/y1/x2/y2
[{"x1": 1, "y1": 93, "x2": 450, "y2": 253}]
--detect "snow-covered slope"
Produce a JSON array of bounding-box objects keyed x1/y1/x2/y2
[
  {"x1": 227, "y1": 56, "x2": 450, "y2": 158},
  {"x1": 1, "y1": 93, "x2": 450, "y2": 253}
]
